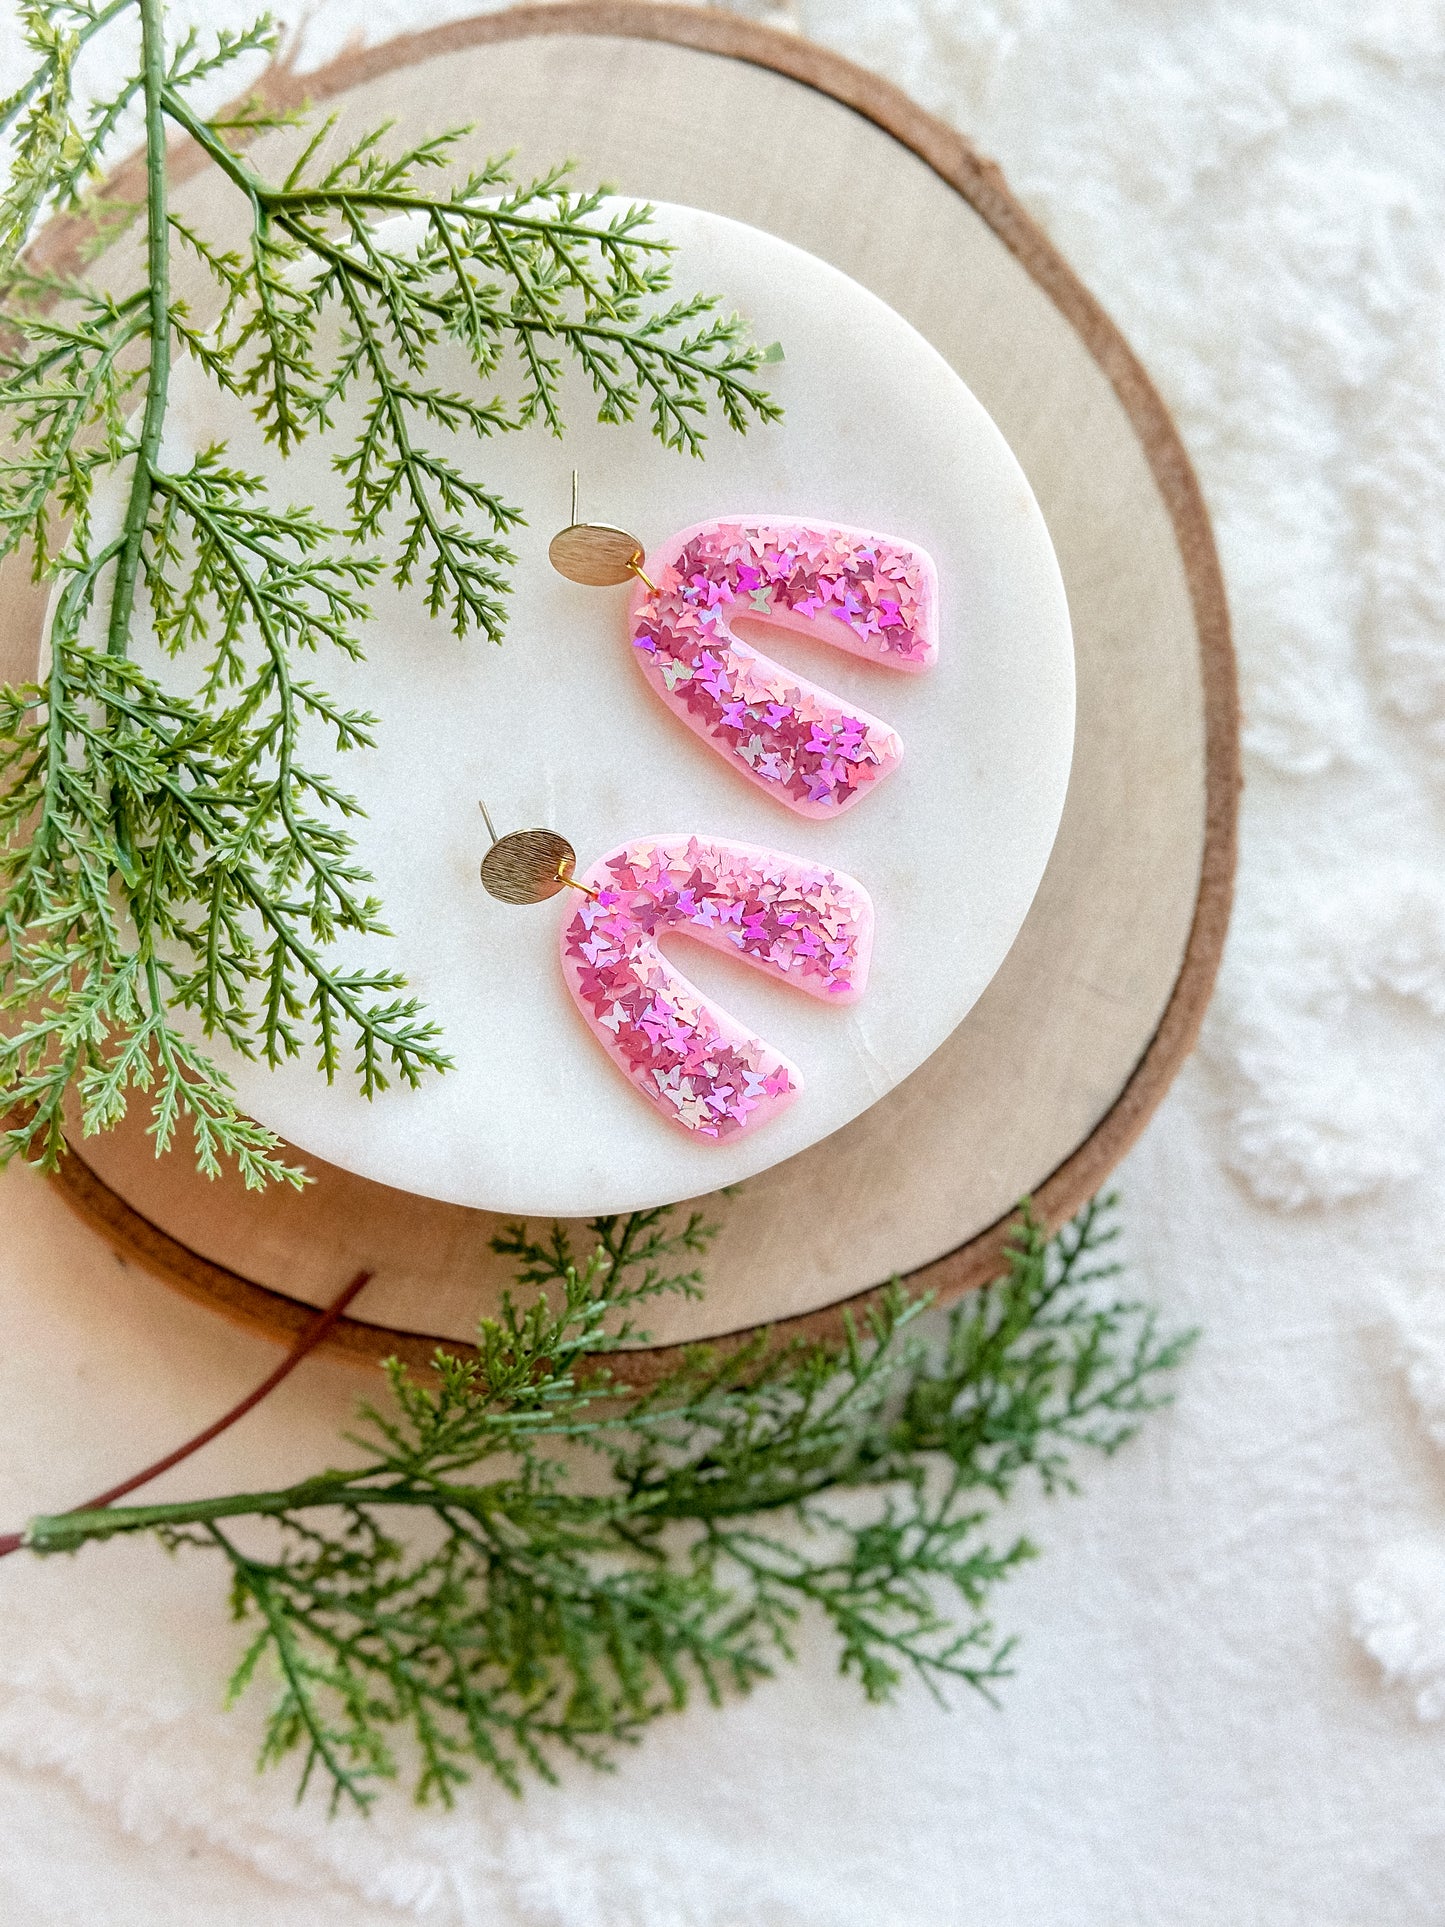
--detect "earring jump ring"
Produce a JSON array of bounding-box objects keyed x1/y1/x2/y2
[{"x1": 557, "y1": 855, "x2": 600, "y2": 900}]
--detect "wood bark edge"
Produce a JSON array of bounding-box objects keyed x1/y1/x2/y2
[{"x1": 42, "y1": 1, "x2": 1240, "y2": 1387}]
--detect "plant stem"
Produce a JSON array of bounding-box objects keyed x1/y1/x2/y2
[
  {"x1": 104, "y1": 0, "x2": 168, "y2": 658},
  {"x1": 23, "y1": 1478, "x2": 500, "y2": 1552},
  {"x1": 18, "y1": 1447, "x2": 899, "y2": 1557}
]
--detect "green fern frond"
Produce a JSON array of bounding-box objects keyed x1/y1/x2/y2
[
  {"x1": 0, "y1": 1, "x2": 781, "y2": 1186},
  {"x1": 18, "y1": 1196, "x2": 1192, "y2": 1813}
]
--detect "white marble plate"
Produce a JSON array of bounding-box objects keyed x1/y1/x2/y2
[{"x1": 111, "y1": 201, "x2": 1074, "y2": 1215}]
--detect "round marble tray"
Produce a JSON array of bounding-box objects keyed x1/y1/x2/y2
[
  {"x1": 11, "y1": 3, "x2": 1237, "y2": 1376},
  {"x1": 107, "y1": 199, "x2": 1075, "y2": 1217}
]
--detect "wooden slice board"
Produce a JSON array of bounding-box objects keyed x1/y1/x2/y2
[{"x1": 9, "y1": 3, "x2": 1237, "y2": 1380}]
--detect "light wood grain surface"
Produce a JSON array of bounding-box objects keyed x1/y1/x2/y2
[{"x1": 10, "y1": 4, "x2": 1237, "y2": 1372}]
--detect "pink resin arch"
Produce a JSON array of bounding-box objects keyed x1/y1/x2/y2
[
  {"x1": 628, "y1": 517, "x2": 938, "y2": 818},
  {"x1": 559, "y1": 836, "x2": 874, "y2": 1140}
]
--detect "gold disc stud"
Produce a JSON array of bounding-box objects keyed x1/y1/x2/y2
[
  {"x1": 480, "y1": 829, "x2": 580, "y2": 904},
  {"x1": 548, "y1": 521, "x2": 648, "y2": 588}
]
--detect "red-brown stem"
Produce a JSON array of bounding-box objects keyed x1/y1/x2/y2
[{"x1": 0, "y1": 1270, "x2": 373, "y2": 1560}]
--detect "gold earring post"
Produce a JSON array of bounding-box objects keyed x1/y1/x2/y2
[
  {"x1": 548, "y1": 469, "x2": 653, "y2": 589},
  {"x1": 478, "y1": 803, "x2": 598, "y2": 903}
]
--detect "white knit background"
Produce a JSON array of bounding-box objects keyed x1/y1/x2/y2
[{"x1": 3, "y1": 1, "x2": 1445, "y2": 1920}]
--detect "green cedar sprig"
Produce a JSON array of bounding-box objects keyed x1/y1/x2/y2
[
  {"x1": 19, "y1": 1194, "x2": 1194, "y2": 1812},
  {"x1": 0, "y1": 2, "x2": 781, "y2": 1186}
]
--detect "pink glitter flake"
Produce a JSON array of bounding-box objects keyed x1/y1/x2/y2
[
  {"x1": 629, "y1": 518, "x2": 938, "y2": 819},
  {"x1": 559, "y1": 836, "x2": 874, "y2": 1141}
]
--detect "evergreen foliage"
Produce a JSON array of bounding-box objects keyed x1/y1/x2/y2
[
  {"x1": 22, "y1": 1196, "x2": 1193, "y2": 1811},
  {"x1": 0, "y1": 3, "x2": 780, "y2": 1184}
]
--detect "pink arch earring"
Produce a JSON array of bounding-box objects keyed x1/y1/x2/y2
[
  {"x1": 479, "y1": 807, "x2": 873, "y2": 1141},
  {"x1": 549, "y1": 481, "x2": 938, "y2": 818}
]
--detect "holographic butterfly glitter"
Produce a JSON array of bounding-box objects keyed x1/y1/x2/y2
[
  {"x1": 559, "y1": 836, "x2": 874, "y2": 1139},
  {"x1": 628, "y1": 517, "x2": 938, "y2": 818}
]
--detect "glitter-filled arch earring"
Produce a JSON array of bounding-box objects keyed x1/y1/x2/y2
[
  {"x1": 548, "y1": 476, "x2": 939, "y2": 818},
  {"x1": 478, "y1": 804, "x2": 873, "y2": 1141}
]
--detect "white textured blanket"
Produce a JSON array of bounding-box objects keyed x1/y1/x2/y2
[{"x1": 3, "y1": 1, "x2": 1444, "y2": 1920}]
